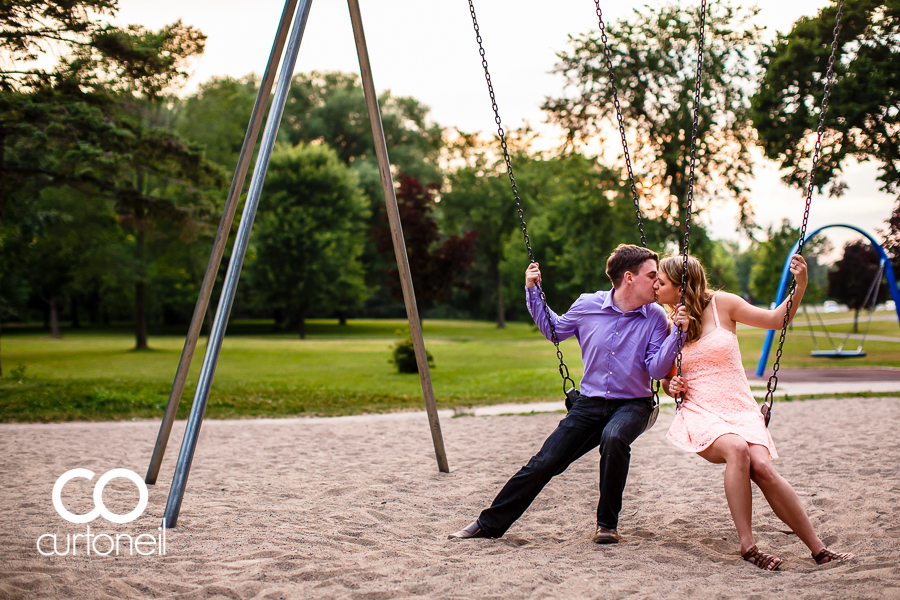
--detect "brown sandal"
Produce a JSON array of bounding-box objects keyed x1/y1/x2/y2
[
  {"x1": 813, "y1": 548, "x2": 855, "y2": 564},
  {"x1": 742, "y1": 545, "x2": 783, "y2": 571}
]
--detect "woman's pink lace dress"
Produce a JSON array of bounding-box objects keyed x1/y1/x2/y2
[{"x1": 666, "y1": 294, "x2": 778, "y2": 459}]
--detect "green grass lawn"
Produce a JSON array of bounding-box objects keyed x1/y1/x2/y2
[{"x1": 2, "y1": 310, "x2": 899, "y2": 422}]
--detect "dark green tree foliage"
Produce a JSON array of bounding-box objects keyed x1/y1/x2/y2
[
  {"x1": 752, "y1": 0, "x2": 900, "y2": 199},
  {"x1": 440, "y1": 141, "x2": 530, "y2": 327},
  {"x1": 497, "y1": 153, "x2": 677, "y2": 316},
  {"x1": 373, "y1": 176, "x2": 476, "y2": 307},
  {"x1": 544, "y1": 1, "x2": 762, "y2": 232},
  {"x1": 828, "y1": 240, "x2": 889, "y2": 332},
  {"x1": 750, "y1": 220, "x2": 830, "y2": 305},
  {"x1": 1, "y1": 1, "x2": 223, "y2": 350},
  {"x1": 174, "y1": 75, "x2": 259, "y2": 169},
  {"x1": 280, "y1": 71, "x2": 444, "y2": 194},
  {"x1": 250, "y1": 143, "x2": 370, "y2": 339}
]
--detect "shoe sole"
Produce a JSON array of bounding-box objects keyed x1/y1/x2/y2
[{"x1": 592, "y1": 536, "x2": 620, "y2": 544}]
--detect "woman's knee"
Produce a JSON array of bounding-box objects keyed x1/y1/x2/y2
[
  {"x1": 721, "y1": 438, "x2": 751, "y2": 469},
  {"x1": 749, "y1": 454, "x2": 778, "y2": 485}
]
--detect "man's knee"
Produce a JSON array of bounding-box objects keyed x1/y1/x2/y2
[
  {"x1": 524, "y1": 451, "x2": 565, "y2": 479},
  {"x1": 600, "y1": 428, "x2": 634, "y2": 455}
]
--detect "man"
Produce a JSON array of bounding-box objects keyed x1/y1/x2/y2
[{"x1": 449, "y1": 244, "x2": 685, "y2": 544}]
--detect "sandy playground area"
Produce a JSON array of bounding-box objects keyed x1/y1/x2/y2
[{"x1": 1, "y1": 396, "x2": 899, "y2": 599}]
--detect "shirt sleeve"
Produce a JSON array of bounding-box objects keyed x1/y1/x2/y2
[
  {"x1": 525, "y1": 286, "x2": 580, "y2": 342},
  {"x1": 645, "y1": 310, "x2": 681, "y2": 379}
]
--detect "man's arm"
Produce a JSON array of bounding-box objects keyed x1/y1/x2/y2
[
  {"x1": 645, "y1": 309, "x2": 682, "y2": 380},
  {"x1": 526, "y1": 287, "x2": 580, "y2": 342}
]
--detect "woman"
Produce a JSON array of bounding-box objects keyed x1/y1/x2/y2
[{"x1": 657, "y1": 254, "x2": 854, "y2": 571}]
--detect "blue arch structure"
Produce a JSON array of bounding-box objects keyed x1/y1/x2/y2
[{"x1": 756, "y1": 224, "x2": 900, "y2": 377}]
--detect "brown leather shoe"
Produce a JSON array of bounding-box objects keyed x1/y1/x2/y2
[
  {"x1": 592, "y1": 526, "x2": 620, "y2": 544},
  {"x1": 448, "y1": 521, "x2": 490, "y2": 540}
]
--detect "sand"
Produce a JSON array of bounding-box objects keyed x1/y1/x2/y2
[{"x1": 1, "y1": 396, "x2": 899, "y2": 599}]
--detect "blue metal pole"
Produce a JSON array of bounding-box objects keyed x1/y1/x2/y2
[{"x1": 162, "y1": 0, "x2": 315, "y2": 528}]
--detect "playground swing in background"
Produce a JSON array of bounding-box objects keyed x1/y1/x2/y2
[{"x1": 803, "y1": 259, "x2": 885, "y2": 359}]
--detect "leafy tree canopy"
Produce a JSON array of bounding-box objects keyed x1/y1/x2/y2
[
  {"x1": 249, "y1": 143, "x2": 370, "y2": 338},
  {"x1": 544, "y1": 1, "x2": 762, "y2": 231},
  {"x1": 751, "y1": 0, "x2": 900, "y2": 199}
]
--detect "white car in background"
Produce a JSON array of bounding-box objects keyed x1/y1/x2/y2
[{"x1": 822, "y1": 300, "x2": 840, "y2": 313}]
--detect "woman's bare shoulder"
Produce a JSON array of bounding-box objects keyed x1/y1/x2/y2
[{"x1": 712, "y1": 291, "x2": 744, "y2": 306}]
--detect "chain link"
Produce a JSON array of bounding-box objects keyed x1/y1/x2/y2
[
  {"x1": 763, "y1": 0, "x2": 844, "y2": 425},
  {"x1": 468, "y1": 0, "x2": 575, "y2": 394}
]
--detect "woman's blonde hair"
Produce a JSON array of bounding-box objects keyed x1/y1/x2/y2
[{"x1": 659, "y1": 255, "x2": 714, "y2": 345}]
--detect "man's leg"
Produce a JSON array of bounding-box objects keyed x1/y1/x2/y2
[
  {"x1": 476, "y1": 402, "x2": 604, "y2": 537},
  {"x1": 596, "y1": 398, "x2": 652, "y2": 530}
]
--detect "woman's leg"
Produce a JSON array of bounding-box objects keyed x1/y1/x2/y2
[
  {"x1": 747, "y1": 444, "x2": 826, "y2": 555},
  {"x1": 698, "y1": 434, "x2": 755, "y2": 553}
]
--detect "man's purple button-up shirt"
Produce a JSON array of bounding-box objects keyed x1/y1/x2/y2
[{"x1": 526, "y1": 286, "x2": 680, "y2": 399}]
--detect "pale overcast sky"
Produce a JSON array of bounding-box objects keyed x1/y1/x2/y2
[{"x1": 113, "y1": 0, "x2": 893, "y2": 257}]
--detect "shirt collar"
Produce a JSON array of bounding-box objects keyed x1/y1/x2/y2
[{"x1": 602, "y1": 289, "x2": 649, "y2": 318}]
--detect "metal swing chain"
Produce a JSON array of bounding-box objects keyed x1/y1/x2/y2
[
  {"x1": 468, "y1": 0, "x2": 576, "y2": 394},
  {"x1": 675, "y1": 0, "x2": 709, "y2": 410},
  {"x1": 593, "y1": 0, "x2": 647, "y2": 247},
  {"x1": 763, "y1": 0, "x2": 844, "y2": 425},
  {"x1": 595, "y1": 0, "x2": 708, "y2": 411}
]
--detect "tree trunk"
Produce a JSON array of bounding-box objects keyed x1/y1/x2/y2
[
  {"x1": 338, "y1": 311, "x2": 347, "y2": 326},
  {"x1": 134, "y1": 202, "x2": 148, "y2": 350},
  {"x1": 298, "y1": 307, "x2": 306, "y2": 340},
  {"x1": 0, "y1": 131, "x2": 5, "y2": 228},
  {"x1": 70, "y1": 296, "x2": 80, "y2": 328},
  {"x1": 49, "y1": 296, "x2": 61, "y2": 338},
  {"x1": 853, "y1": 308, "x2": 860, "y2": 334},
  {"x1": 135, "y1": 280, "x2": 148, "y2": 349},
  {"x1": 496, "y1": 275, "x2": 506, "y2": 329}
]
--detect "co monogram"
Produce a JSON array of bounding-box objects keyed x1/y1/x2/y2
[{"x1": 52, "y1": 469, "x2": 148, "y2": 524}]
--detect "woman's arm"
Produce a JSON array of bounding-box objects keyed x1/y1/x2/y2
[
  {"x1": 660, "y1": 365, "x2": 678, "y2": 397},
  {"x1": 721, "y1": 254, "x2": 809, "y2": 330}
]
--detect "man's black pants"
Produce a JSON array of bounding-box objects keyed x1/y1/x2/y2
[{"x1": 476, "y1": 396, "x2": 652, "y2": 537}]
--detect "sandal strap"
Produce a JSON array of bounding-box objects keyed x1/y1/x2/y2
[
  {"x1": 742, "y1": 546, "x2": 782, "y2": 570},
  {"x1": 813, "y1": 548, "x2": 855, "y2": 564}
]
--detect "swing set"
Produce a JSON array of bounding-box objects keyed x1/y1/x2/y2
[
  {"x1": 756, "y1": 223, "x2": 900, "y2": 373},
  {"x1": 144, "y1": 0, "x2": 851, "y2": 528}
]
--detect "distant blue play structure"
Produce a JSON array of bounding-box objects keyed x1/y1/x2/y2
[{"x1": 755, "y1": 224, "x2": 900, "y2": 377}]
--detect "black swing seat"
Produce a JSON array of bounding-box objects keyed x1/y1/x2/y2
[{"x1": 809, "y1": 349, "x2": 867, "y2": 358}]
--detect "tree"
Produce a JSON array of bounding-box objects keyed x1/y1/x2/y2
[
  {"x1": 249, "y1": 143, "x2": 370, "y2": 339},
  {"x1": 750, "y1": 220, "x2": 830, "y2": 305},
  {"x1": 373, "y1": 176, "x2": 476, "y2": 310},
  {"x1": 828, "y1": 241, "x2": 889, "y2": 332},
  {"x1": 1, "y1": 3, "x2": 224, "y2": 349},
  {"x1": 280, "y1": 71, "x2": 444, "y2": 196},
  {"x1": 175, "y1": 75, "x2": 260, "y2": 169},
  {"x1": 752, "y1": 0, "x2": 900, "y2": 200},
  {"x1": 440, "y1": 140, "x2": 529, "y2": 327},
  {"x1": 544, "y1": 1, "x2": 762, "y2": 232}
]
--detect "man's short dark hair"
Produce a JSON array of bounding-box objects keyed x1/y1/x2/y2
[{"x1": 606, "y1": 244, "x2": 659, "y2": 288}]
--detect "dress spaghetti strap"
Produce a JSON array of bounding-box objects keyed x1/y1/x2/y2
[{"x1": 710, "y1": 294, "x2": 720, "y2": 328}]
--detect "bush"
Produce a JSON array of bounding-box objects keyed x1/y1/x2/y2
[{"x1": 390, "y1": 337, "x2": 434, "y2": 374}]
